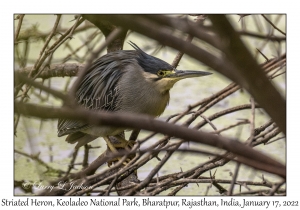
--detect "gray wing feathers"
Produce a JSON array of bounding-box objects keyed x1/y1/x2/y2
[{"x1": 57, "y1": 51, "x2": 136, "y2": 136}]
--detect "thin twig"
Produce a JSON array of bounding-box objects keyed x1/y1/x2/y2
[
  {"x1": 246, "y1": 97, "x2": 256, "y2": 145},
  {"x1": 38, "y1": 15, "x2": 62, "y2": 64},
  {"x1": 200, "y1": 115, "x2": 218, "y2": 132},
  {"x1": 14, "y1": 14, "x2": 25, "y2": 41},
  {"x1": 211, "y1": 120, "x2": 249, "y2": 135},
  {"x1": 261, "y1": 14, "x2": 286, "y2": 36},
  {"x1": 256, "y1": 48, "x2": 269, "y2": 61}
]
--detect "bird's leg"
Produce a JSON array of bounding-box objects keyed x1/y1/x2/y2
[
  {"x1": 114, "y1": 135, "x2": 134, "y2": 149},
  {"x1": 103, "y1": 136, "x2": 133, "y2": 166},
  {"x1": 103, "y1": 136, "x2": 124, "y2": 166},
  {"x1": 103, "y1": 136, "x2": 118, "y2": 153}
]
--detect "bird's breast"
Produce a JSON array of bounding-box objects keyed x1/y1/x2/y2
[{"x1": 118, "y1": 85, "x2": 170, "y2": 117}]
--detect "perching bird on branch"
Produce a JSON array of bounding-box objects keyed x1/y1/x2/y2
[{"x1": 57, "y1": 42, "x2": 212, "y2": 154}]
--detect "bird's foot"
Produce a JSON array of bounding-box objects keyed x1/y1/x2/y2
[
  {"x1": 107, "y1": 157, "x2": 132, "y2": 167},
  {"x1": 104, "y1": 137, "x2": 136, "y2": 167},
  {"x1": 113, "y1": 139, "x2": 135, "y2": 150}
]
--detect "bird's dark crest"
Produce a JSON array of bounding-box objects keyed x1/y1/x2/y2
[
  {"x1": 128, "y1": 41, "x2": 147, "y2": 57},
  {"x1": 128, "y1": 41, "x2": 174, "y2": 74}
]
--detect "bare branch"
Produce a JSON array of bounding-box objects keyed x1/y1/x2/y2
[
  {"x1": 261, "y1": 14, "x2": 286, "y2": 36},
  {"x1": 14, "y1": 14, "x2": 25, "y2": 41},
  {"x1": 15, "y1": 102, "x2": 286, "y2": 178}
]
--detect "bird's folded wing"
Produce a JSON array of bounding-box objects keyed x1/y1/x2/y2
[{"x1": 57, "y1": 52, "x2": 136, "y2": 136}]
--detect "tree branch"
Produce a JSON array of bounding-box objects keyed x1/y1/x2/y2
[{"x1": 15, "y1": 102, "x2": 286, "y2": 178}]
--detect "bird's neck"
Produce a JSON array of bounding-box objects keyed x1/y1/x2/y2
[{"x1": 153, "y1": 78, "x2": 178, "y2": 95}]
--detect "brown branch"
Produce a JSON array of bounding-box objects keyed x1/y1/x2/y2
[
  {"x1": 171, "y1": 15, "x2": 206, "y2": 68},
  {"x1": 209, "y1": 15, "x2": 285, "y2": 135},
  {"x1": 172, "y1": 34, "x2": 194, "y2": 68},
  {"x1": 69, "y1": 143, "x2": 282, "y2": 195},
  {"x1": 47, "y1": 17, "x2": 84, "y2": 55},
  {"x1": 38, "y1": 15, "x2": 62, "y2": 62},
  {"x1": 256, "y1": 48, "x2": 269, "y2": 61},
  {"x1": 233, "y1": 189, "x2": 285, "y2": 196},
  {"x1": 126, "y1": 143, "x2": 181, "y2": 195},
  {"x1": 15, "y1": 102, "x2": 286, "y2": 178},
  {"x1": 238, "y1": 31, "x2": 286, "y2": 41},
  {"x1": 14, "y1": 16, "x2": 85, "y2": 111},
  {"x1": 92, "y1": 15, "x2": 286, "y2": 136},
  {"x1": 190, "y1": 86, "x2": 241, "y2": 129},
  {"x1": 56, "y1": 126, "x2": 283, "y2": 196},
  {"x1": 247, "y1": 97, "x2": 256, "y2": 145},
  {"x1": 149, "y1": 118, "x2": 281, "y2": 195},
  {"x1": 146, "y1": 15, "x2": 222, "y2": 50},
  {"x1": 65, "y1": 148, "x2": 79, "y2": 176},
  {"x1": 82, "y1": 15, "x2": 128, "y2": 53},
  {"x1": 16, "y1": 22, "x2": 95, "y2": 42},
  {"x1": 31, "y1": 17, "x2": 84, "y2": 78},
  {"x1": 17, "y1": 63, "x2": 84, "y2": 79},
  {"x1": 14, "y1": 14, "x2": 25, "y2": 41},
  {"x1": 15, "y1": 14, "x2": 286, "y2": 196},
  {"x1": 261, "y1": 14, "x2": 286, "y2": 36},
  {"x1": 211, "y1": 120, "x2": 249, "y2": 135},
  {"x1": 15, "y1": 73, "x2": 66, "y2": 100},
  {"x1": 200, "y1": 115, "x2": 218, "y2": 132}
]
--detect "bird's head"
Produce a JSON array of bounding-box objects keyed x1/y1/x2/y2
[{"x1": 129, "y1": 41, "x2": 212, "y2": 94}]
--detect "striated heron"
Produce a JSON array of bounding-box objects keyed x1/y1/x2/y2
[{"x1": 57, "y1": 42, "x2": 212, "y2": 154}]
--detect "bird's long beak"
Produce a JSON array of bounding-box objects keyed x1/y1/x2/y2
[{"x1": 166, "y1": 70, "x2": 212, "y2": 81}]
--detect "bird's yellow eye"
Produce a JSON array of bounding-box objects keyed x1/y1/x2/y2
[{"x1": 157, "y1": 70, "x2": 165, "y2": 77}]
